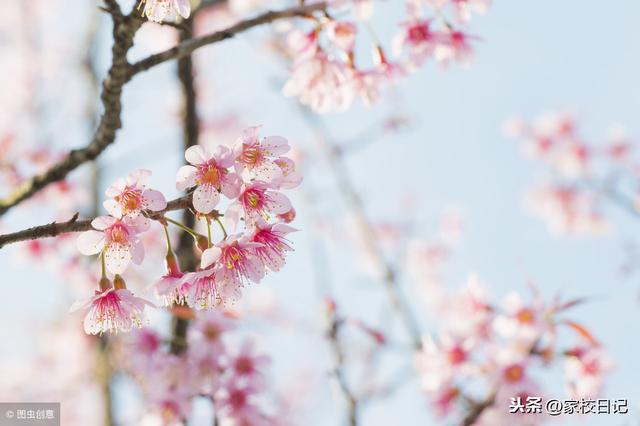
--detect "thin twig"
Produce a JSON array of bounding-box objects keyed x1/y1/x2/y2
[
  {"x1": 299, "y1": 108, "x2": 424, "y2": 351},
  {"x1": 0, "y1": 2, "x2": 327, "y2": 218},
  {"x1": 0, "y1": 195, "x2": 193, "y2": 249}
]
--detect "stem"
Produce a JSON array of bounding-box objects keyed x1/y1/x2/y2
[
  {"x1": 165, "y1": 217, "x2": 199, "y2": 239},
  {"x1": 214, "y1": 217, "x2": 228, "y2": 239},
  {"x1": 100, "y1": 251, "x2": 107, "y2": 279},
  {"x1": 206, "y1": 217, "x2": 212, "y2": 247},
  {"x1": 163, "y1": 225, "x2": 173, "y2": 253}
]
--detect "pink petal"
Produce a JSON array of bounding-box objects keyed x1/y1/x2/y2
[
  {"x1": 127, "y1": 169, "x2": 152, "y2": 187},
  {"x1": 103, "y1": 199, "x2": 122, "y2": 218},
  {"x1": 176, "y1": 165, "x2": 198, "y2": 191},
  {"x1": 266, "y1": 192, "x2": 292, "y2": 214},
  {"x1": 130, "y1": 240, "x2": 145, "y2": 265},
  {"x1": 104, "y1": 243, "x2": 132, "y2": 274},
  {"x1": 77, "y1": 230, "x2": 105, "y2": 255},
  {"x1": 201, "y1": 246, "x2": 222, "y2": 269},
  {"x1": 221, "y1": 173, "x2": 241, "y2": 198},
  {"x1": 254, "y1": 161, "x2": 284, "y2": 184},
  {"x1": 142, "y1": 189, "x2": 167, "y2": 211},
  {"x1": 193, "y1": 184, "x2": 220, "y2": 214},
  {"x1": 92, "y1": 215, "x2": 117, "y2": 231},
  {"x1": 105, "y1": 178, "x2": 126, "y2": 198},
  {"x1": 224, "y1": 202, "x2": 242, "y2": 232},
  {"x1": 124, "y1": 215, "x2": 150, "y2": 234},
  {"x1": 185, "y1": 145, "x2": 209, "y2": 165},
  {"x1": 262, "y1": 136, "x2": 289, "y2": 155}
]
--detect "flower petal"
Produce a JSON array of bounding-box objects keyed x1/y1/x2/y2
[
  {"x1": 185, "y1": 145, "x2": 209, "y2": 165},
  {"x1": 142, "y1": 189, "x2": 167, "y2": 211},
  {"x1": 193, "y1": 184, "x2": 220, "y2": 214},
  {"x1": 201, "y1": 246, "x2": 222, "y2": 269},
  {"x1": 104, "y1": 243, "x2": 132, "y2": 274},
  {"x1": 176, "y1": 165, "x2": 198, "y2": 191},
  {"x1": 77, "y1": 230, "x2": 105, "y2": 255}
]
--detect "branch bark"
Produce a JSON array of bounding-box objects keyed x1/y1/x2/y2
[
  {"x1": 0, "y1": 2, "x2": 326, "y2": 218},
  {"x1": 0, "y1": 195, "x2": 193, "y2": 249},
  {"x1": 170, "y1": 16, "x2": 199, "y2": 356},
  {"x1": 0, "y1": 10, "x2": 143, "y2": 217}
]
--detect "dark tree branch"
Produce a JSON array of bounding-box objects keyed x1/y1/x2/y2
[
  {"x1": 170, "y1": 17, "x2": 199, "y2": 356},
  {"x1": 327, "y1": 315, "x2": 360, "y2": 426},
  {"x1": 127, "y1": 2, "x2": 326, "y2": 75},
  {"x1": 0, "y1": 2, "x2": 326, "y2": 218},
  {"x1": 0, "y1": 11, "x2": 143, "y2": 217},
  {"x1": 0, "y1": 195, "x2": 193, "y2": 249}
]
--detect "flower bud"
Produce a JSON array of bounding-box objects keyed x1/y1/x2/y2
[{"x1": 113, "y1": 274, "x2": 127, "y2": 290}]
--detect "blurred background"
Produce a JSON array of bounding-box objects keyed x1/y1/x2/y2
[{"x1": 1, "y1": 0, "x2": 640, "y2": 425}]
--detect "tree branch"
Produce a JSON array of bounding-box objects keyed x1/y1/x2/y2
[
  {"x1": 0, "y1": 195, "x2": 193, "y2": 249},
  {"x1": 127, "y1": 2, "x2": 326, "y2": 76},
  {"x1": 0, "y1": 11, "x2": 143, "y2": 217},
  {"x1": 170, "y1": 16, "x2": 200, "y2": 356},
  {"x1": 0, "y1": 2, "x2": 326, "y2": 218}
]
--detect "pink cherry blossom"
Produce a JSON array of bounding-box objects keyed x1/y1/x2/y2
[
  {"x1": 141, "y1": 0, "x2": 191, "y2": 23},
  {"x1": 176, "y1": 144, "x2": 241, "y2": 214},
  {"x1": 182, "y1": 268, "x2": 219, "y2": 310},
  {"x1": 233, "y1": 126, "x2": 291, "y2": 184},
  {"x1": 202, "y1": 236, "x2": 265, "y2": 290},
  {"x1": 564, "y1": 346, "x2": 614, "y2": 399},
  {"x1": 273, "y1": 156, "x2": 303, "y2": 189},
  {"x1": 152, "y1": 253, "x2": 190, "y2": 306},
  {"x1": 225, "y1": 181, "x2": 292, "y2": 230},
  {"x1": 327, "y1": 21, "x2": 358, "y2": 52},
  {"x1": 103, "y1": 169, "x2": 167, "y2": 219},
  {"x1": 76, "y1": 215, "x2": 148, "y2": 274},
  {"x1": 188, "y1": 310, "x2": 236, "y2": 355},
  {"x1": 228, "y1": 341, "x2": 270, "y2": 386},
  {"x1": 70, "y1": 287, "x2": 154, "y2": 335},
  {"x1": 434, "y1": 30, "x2": 477, "y2": 66},
  {"x1": 283, "y1": 50, "x2": 355, "y2": 114},
  {"x1": 394, "y1": 18, "x2": 438, "y2": 66},
  {"x1": 251, "y1": 222, "x2": 297, "y2": 272}
]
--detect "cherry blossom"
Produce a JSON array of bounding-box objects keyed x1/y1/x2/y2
[
  {"x1": 70, "y1": 277, "x2": 154, "y2": 335},
  {"x1": 251, "y1": 222, "x2": 297, "y2": 272},
  {"x1": 140, "y1": 0, "x2": 191, "y2": 23},
  {"x1": 77, "y1": 214, "x2": 148, "y2": 274},
  {"x1": 176, "y1": 145, "x2": 241, "y2": 214},
  {"x1": 225, "y1": 181, "x2": 292, "y2": 229},
  {"x1": 233, "y1": 126, "x2": 292, "y2": 184},
  {"x1": 103, "y1": 169, "x2": 167, "y2": 219}
]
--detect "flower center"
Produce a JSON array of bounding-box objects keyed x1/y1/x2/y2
[
  {"x1": 239, "y1": 145, "x2": 261, "y2": 165},
  {"x1": 198, "y1": 163, "x2": 222, "y2": 189},
  {"x1": 504, "y1": 364, "x2": 524, "y2": 383},
  {"x1": 516, "y1": 308, "x2": 535, "y2": 324},
  {"x1": 447, "y1": 346, "x2": 466, "y2": 365},
  {"x1": 243, "y1": 189, "x2": 264, "y2": 209},
  {"x1": 408, "y1": 23, "x2": 431, "y2": 44},
  {"x1": 225, "y1": 246, "x2": 243, "y2": 269},
  {"x1": 235, "y1": 357, "x2": 254, "y2": 374},
  {"x1": 118, "y1": 188, "x2": 143, "y2": 213},
  {"x1": 108, "y1": 224, "x2": 129, "y2": 245}
]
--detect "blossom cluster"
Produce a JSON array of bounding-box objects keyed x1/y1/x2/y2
[
  {"x1": 143, "y1": 0, "x2": 489, "y2": 114},
  {"x1": 138, "y1": 0, "x2": 191, "y2": 23},
  {"x1": 413, "y1": 277, "x2": 612, "y2": 424},
  {"x1": 122, "y1": 311, "x2": 277, "y2": 425},
  {"x1": 72, "y1": 126, "x2": 300, "y2": 335},
  {"x1": 506, "y1": 111, "x2": 637, "y2": 235},
  {"x1": 280, "y1": 0, "x2": 489, "y2": 112}
]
